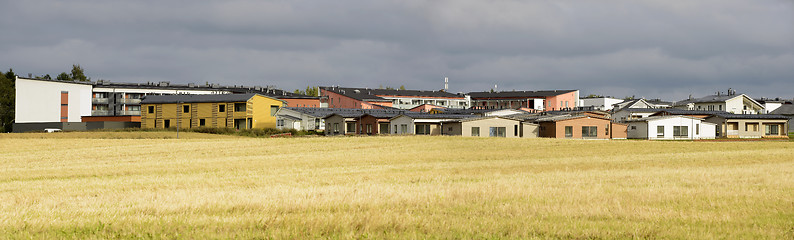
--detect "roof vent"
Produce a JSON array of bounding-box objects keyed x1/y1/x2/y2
[{"x1": 354, "y1": 89, "x2": 360, "y2": 93}]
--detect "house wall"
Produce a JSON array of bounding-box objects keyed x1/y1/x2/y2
[
  {"x1": 522, "y1": 123, "x2": 540, "y2": 138},
  {"x1": 15, "y1": 78, "x2": 93, "y2": 123},
  {"x1": 357, "y1": 115, "x2": 380, "y2": 135},
  {"x1": 322, "y1": 89, "x2": 364, "y2": 108},
  {"x1": 459, "y1": 118, "x2": 522, "y2": 138},
  {"x1": 282, "y1": 98, "x2": 322, "y2": 108},
  {"x1": 611, "y1": 122, "x2": 628, "y2": 139},
  {"x1": 324, "y1": 115, "x2": 346, "y2": 135},
  {"x1": 541, "y1": 117, "x2": 612, "y2": 139},
  {"x1": 705, "y1": 117, "x2": 788, "y2": 138},
  {"x1": 580, "y1": 98, "x2": 623, "y2": 111},
  {"x1": 644, "y1": 117, "x2": 715, "y2": 140},
  {"x1": 545, "y1": 90, "x2": 579, "y2": 111},
  {"x1": 249, "y1": 95, "x2": 282, "y2": 129},
  {"x1": 627, "y1": 122, "x2": 649, "y2": 139},
  {"x1": 390, "y1": 116, "x2": 414, "y2": 135}
]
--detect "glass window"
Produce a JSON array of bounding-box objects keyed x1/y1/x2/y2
[
  {"x1": 416, "y1": 124, "x2": 431, "y2": 135},
  {"x1": 147, "y1": 106, "x2": 154, "y2": 114},
  {"x1": 766, "y1": 125, "x2": 779, "y2": 135},
  {"x1": 472, "y1": 127, "x2": 480, "y2": 136},
  {"x1": 183, "y1": 105, "x2": 190, "y2": 113},
  {"x1": 333, "y1": 123, "x2": 339, "y2": 133},
  {"x1": 489, "y1": 127, "x2": 506, "y2": 137},
  {"x1": 657, "y1": 126, "x2": 664, "y2": 138},
  {"x1": 401, "y1": 124, "x2": 408, "y2": 134},
  {"x1": 200, "y1": 119, "x2": 206, "y2": 126},
  {"x1": 218, "y1": 104, "x2": 225, "y2": 112},
  {"x1": 270, "y1": 105, "x2": 279, "y2": 116},
  {"x1": 582, "y1": 126, "x2": 597, "y2": 138},
  {"x1": 234, "y1": 103, "x2": 246, "y2": 112},
  {"x1": 674, "y1": 126, "x2": 689, "y2": 137},
  {"x1": 565, "y1": 126, "x2": 573, "y2": 138},
  {"x1": 346, "y1": 122, "x2": 356, "y2": 133}
]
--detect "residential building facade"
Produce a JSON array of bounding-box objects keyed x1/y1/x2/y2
[
  {"x1": 626, "y1": 116, "x2": 716, "y2": 140},
  {"x1": 140, "y1": 93, "x2": 285, "y2": 129}
]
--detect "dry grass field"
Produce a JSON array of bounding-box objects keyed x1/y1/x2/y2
[{"x1": 0, "y1": 132, "x2": 792, "y2": 239}]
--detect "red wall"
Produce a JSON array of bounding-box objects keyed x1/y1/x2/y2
[{"x1": 282, "y1": 98, "x2": 322, "y2": 108}]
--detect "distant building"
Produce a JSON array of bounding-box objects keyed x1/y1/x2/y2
[
  {"x1": 626, "y1": 115, "x2": 717, "y2": 140},
  {"x1": 673, "y1": 92, "x2": 764, "y2": 114},
  {"x1": 579, "y1": 97, "x2": 624, "y2": 111},
  {"x1": 467, "y1": 90, "x2": 578, "y2": 111},
  {"x1": 320, "y1": 86, "x2": 469, "y2": 110},
  {"x1": 140, "y1": 93, "x2": 285, "y2": 129}
]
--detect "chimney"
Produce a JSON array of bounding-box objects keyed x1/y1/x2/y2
[{"x1": 444, "y1": 77, "x2": 448, "y2": 91}]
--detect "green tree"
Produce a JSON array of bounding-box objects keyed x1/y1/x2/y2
[
  {"x1": 399, "y1": 85, "x2": 406, "y2": 90},
  {"x1": 0, "y1": 71, "x2": 14, "y2": 132},
  {"x1": 56, "y1": 72, "x2": 71, "y2": 81},
  {"x1": 70, "y1": 64, "x2": 89, "y2": 82},
  {"x1": 305, "y1": 86, "x2": 318, "y2": 96}
]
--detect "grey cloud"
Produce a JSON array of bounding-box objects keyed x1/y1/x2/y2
[{"x1": 0, "y1": 0, "x2": 792, "y2": 100}]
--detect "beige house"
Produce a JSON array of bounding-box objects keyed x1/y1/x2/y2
[
  {"x1": 443, "y1": 116, "x2": 539, "y2": 138},
  {"x1": 704, "y1": 113, "x2": 789, "y2": 138}
]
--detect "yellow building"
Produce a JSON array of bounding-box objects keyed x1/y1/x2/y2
[{"x1": 140, "y1": 93, "x2": 285, "y2": 129}]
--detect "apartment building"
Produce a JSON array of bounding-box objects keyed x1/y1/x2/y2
[
  {"x1": 140, "y1": 93, "x2": 285, "y2": 129},
  {"x1": 467, "y1": 90, "x2": 578, "y2": 111},
  {"x1": 320, "y1": 86, "x2": 470, "y2": 110}
]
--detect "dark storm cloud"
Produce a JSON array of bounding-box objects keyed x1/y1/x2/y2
[{"x1": 1, "y1": 0, "x2": 792, "y2": 100}]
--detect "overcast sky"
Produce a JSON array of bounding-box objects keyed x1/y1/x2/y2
[{"x1": 1, "y1": 0, "x2": 792, "y2": 100}]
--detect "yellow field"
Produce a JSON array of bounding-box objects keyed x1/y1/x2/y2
[{"x1": 0, "y1": 132, "x2": 792, "y2": 239}]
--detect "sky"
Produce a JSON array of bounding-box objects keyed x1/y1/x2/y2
[{"x1": 1, "y1": 0, "x2": 792, "y2": 100}]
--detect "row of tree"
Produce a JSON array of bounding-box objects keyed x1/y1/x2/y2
[{"x1": 0, "y1": 65, "x2": 92, "y2": 132}]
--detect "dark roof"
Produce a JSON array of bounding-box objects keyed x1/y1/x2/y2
[
  {"x1": 615, "y1": 108, "x2": 662, "y2": 113},
  {"x1": 468, "y1": 90, "x2": 577, "y2": 99},
  {"x1": 320, "y1": 86, "x2": 463, "y2": 101},
  {"x1": 651, "y1": 109, "x2": 731, "y2": 116},
  {"x1": 16, "y1": 76, "x2": 93, "y2": 85},
  {"x1": 674, "y1": 94, "x2": 746, "y2": 105},
  {"x1": 394, "y1": 113, "x2": 478, "y2": 120},
  {"x1": 708, "y1": 113, "x2": 790, "y2": 119},
  {"x1": 140, "y1": 93, "x2": 276, "y2": 104},
  {"x1": 431, "y1": 108, "x2": 504, "y2": 115},
  {"x1": 770, "y1": 104, "x2": 794, "y2": 115},
  {"x1": 317, "y1": 108, "x2": 408, "y2": 119}
]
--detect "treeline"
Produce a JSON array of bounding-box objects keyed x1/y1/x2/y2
[{"x1": 0, "y1": 65, "x2": 92, "y2": 132}]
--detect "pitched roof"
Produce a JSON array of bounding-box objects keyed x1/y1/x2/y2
[
  {"x1": 140, "y1": 93, "x2": 281, "y2": 104},
  {"x1": 770, "y1": 104, "x2": 794, "y2": 115},
  {"x1": 708, "y1": 113, "x2": 790, "y2": 119},
  {"x1": 626, "y1": 115, "x2": 706, "y2": 122},
  {"x1": 651, "y1": 109, "x2": 731, "y2": 116},
  {"x1": 316, "y1": 108, "x2": 408, "y2": 119},
  {"x1": 467, "y1": 90, "x2": 577, "y2": 99},
  {"x1": 533, "y1": 114, "x2": 610, "y2": 122},
  {"x1": 673, "y1": 94, "x2": 762, "y2": 107}
]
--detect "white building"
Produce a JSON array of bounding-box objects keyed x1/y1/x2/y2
[
  {"x1": 15, "y1": 77, "x2": 93, "y2": 124},
  {"x1": 673, "y1": 93, "x2": 764, "y2": 114},
  {"x1": 626, "y1": 115, "x2": 716, "y2": 140},
  {"x1": 580, "y1": 97, "x2": 624, "y2": 111}
]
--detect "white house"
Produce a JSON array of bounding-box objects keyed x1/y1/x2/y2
[
  {"x1": 388, "y1": 113, "x2": 473, "y2": 135},
  {"x1": 674, "y1": 93, "x2": 764, "y2": 114},
  {"x1": 626, "y1": 115, "x2": 716, "y2": 140},
  {"x1": 276, "y1": 107, "x2": 327, "y2": 131}
]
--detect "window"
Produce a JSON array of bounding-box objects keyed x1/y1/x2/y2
[
  {"x1": 333, "y1": 123, "x2": 339, "y2": 133},
  {"x1": 183, "y1": 105, "x2": 190, "y2": 113},
  {"x1": 605, "y1": 124, "x2": 610, "y2": 135},
  {"x1": 416, "y1": 124, "x2": 431, "y2": 135},
  {"x1": 472, "y1": 127, "x2": 480, "y2": 136},
  {"x1": 630, "y1": 126, "x2": 636, "y2": 130},
  {"x1": 218, "y1": 104, "x2": 226, "y2": 112},
  {"x1": 673, "y1": 126, "x2": 689, "y2": 137},
  {"x1": 565, "y1": 126, "x2": 573, "y2": 138},
  {"x1": 199, "y1": 119, "x2": 206, "y2": 126},
  {"x1": 565, "y1": 101, "x2": 569, "y2": 108},
  {"x1": 489, "y1": 127, "x2": 506, "y2": 137},
  {"x1": 346, "y1": 122, "x2": 356, "y2": 133},
  {"x1": 746, "y1": 123, "x2": 759, "y2": 132},
  {"x1": 401, "y1": 124, "x2": 408, "y2": 134},
  {"x1": 270, "y1": 105, "x2": 279, "y2": 116},
  {"x1": 657, "y1": 126, "x2": 665, "y2": 138},
  {"x1": 582, "y1": 126, "x2": 597, "y2": 138},
  {"x1": 234, "y1": 103, "x2": 246, "y2": 112},
  {"x1": 514, "y1": 125, "x2": 518, "y2": 136},
  {"x1": 164, "y1": 120, "x2": 170, "y2": 128},
  {"x1": 696, "y1": 124, "x2": 699, "y2": 135},
  {"x1": 379, "y1": 123, "x2": 389, "y2": 134},
  {"x1": 366, "y1": 124, "x2": 372, "y2": 134},
  {"x1": 719, "y1": 105, "x2": 722, "y2": 111},
  {"x1": 147, "y1": 106, "x2": 154, "y2": 114},
  {"x1": 766, "y1": 125, "x2": 780, "y2": 135},
  {"x1": 277, "y1": 119, "x2": 284, "y2": 127}
]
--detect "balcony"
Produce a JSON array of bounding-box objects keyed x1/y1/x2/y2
[
  {"x1": 120, "y1": 110, "x2": 141, "y2": 116},
  {"x1": 92, "y1": 98, "x2": 109, "y2": 104},
  {"x1": 92, "y1": 110, "x2": 111, "y2": 116},
  {"x1": 120, "y1": 98, "x2": 141, "y2": 104}
]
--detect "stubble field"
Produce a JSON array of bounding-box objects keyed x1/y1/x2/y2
[{"x1": 0, "y1": 132, "x2": 792, "y2": 239}]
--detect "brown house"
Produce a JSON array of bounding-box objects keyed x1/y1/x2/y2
[
  {"x1": 355, "y1": 113, "x2": 399, "y2": 135},
  {"x1": 535, "y1": 115, "x2": 627, "y2": 139}
]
